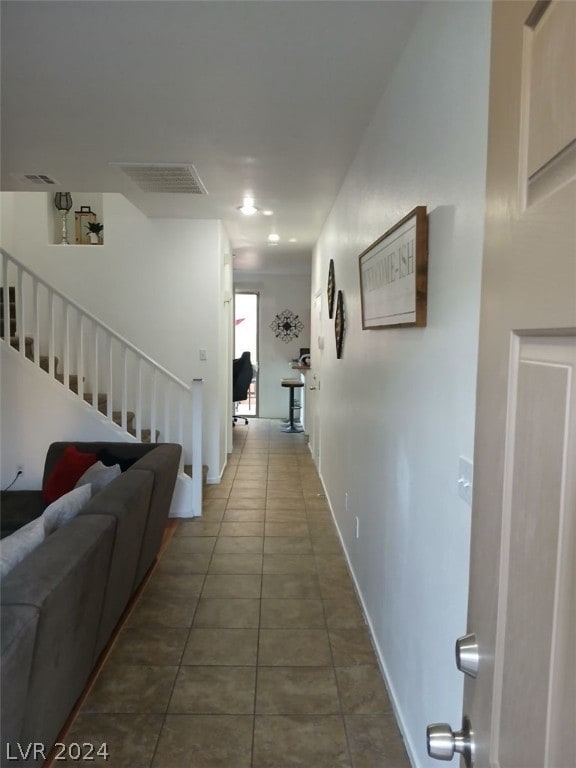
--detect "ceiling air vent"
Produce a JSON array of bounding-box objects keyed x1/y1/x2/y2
[
  {"x1": 112, "y1": 163, "x2": 207, "y2": 194},
  {"x1": 16, "y1": 173, "x2": 59, "y2": 185}
]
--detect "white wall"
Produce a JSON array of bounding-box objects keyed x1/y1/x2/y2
[
  {"x1": 234, "y1": 272, "x2": 311, "y2": 418},
  {"x1": 1, "y1": 192, "x2": 230, "y2": 482},
  {"x1": 311, "y1": 4, "x2": 491, "y2": 767}
]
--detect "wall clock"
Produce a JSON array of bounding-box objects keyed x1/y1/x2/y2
[
  {"x1": 327, "y1": 259, "x2": 336, "y2": 319},
  {"x1": 334, "y1": 290, "x2": 345, "y2": 359}
]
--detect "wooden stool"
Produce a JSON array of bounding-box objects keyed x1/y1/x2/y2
[{"x1": 281, "y1": 378, "x2": 304, "y2": 433}]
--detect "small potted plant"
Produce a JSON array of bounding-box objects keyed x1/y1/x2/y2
[{"x1": 86, "y1": 221, "x2": 104, "y2": 244}]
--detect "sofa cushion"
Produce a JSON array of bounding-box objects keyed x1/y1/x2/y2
[
  {"x1": 75, "y1": 460, "x2": 121, "y2": 495},
  {"x1": 0, "y1": 518, "x2": 45, "y2": 578},
  {"x1": 43, "y1": 484, "x2": 92, "y2": 535},
  {"x1": 43, "y1": 445, "x2": 98, "y2": 504}
]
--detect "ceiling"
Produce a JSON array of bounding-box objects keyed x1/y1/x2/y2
[{"x1": 1, "y1": 0, "x2": 423, "y2": 274}]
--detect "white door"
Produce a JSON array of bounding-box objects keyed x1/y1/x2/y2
[{"x1": 427, "y1": 2, "x2": 576, "y2": 766}]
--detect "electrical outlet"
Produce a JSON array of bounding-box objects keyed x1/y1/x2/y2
[
  {"x1": 17, "y1": 464, "x2": 24, "y2": 475},
  {"x1": 199, "y1": 349, "x2": 207, "y2": 361}
]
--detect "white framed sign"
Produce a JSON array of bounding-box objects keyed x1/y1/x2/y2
[{"x1": 359, "y1": 206, "x2": 428, "y2": 329}]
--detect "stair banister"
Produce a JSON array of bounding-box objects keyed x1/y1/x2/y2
[
  {"x1": 1, "y1": 248, "x2": 191, "y2": 389},
  {"x1": 192, "y1": 378, "x2": 203, "y2": 515},
  {"x1": 1, "y1": 247, "x2": 203, "y2": 516}
]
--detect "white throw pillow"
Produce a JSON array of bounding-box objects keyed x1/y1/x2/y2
[
  {"x1": 0, "y1": 517, "x2": 46, "y2": 578},
  {"x1": 43, "y1": 483, "x2": 92, "y2": 535},
  {"x1": 75, "y1": 460, "x2": 121, "y2": 496}
]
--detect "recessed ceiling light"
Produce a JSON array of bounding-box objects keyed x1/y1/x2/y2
[
  {"x1": 289, "y1": 238, "x2": 297, "y2": 243},
  {"x1": 237, "y1": 196, "x2": 259, "y2": 216},
  {"x1": 262, "y1": 209, "x2": 274, "y2": 217},
  {"x1": 268, "y1": 233, "x2": 280, "y2": 243}
]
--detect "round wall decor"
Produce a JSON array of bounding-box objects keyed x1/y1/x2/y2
[{"x1": 270, "y1": 309, "x2": 304, "y2": 343}]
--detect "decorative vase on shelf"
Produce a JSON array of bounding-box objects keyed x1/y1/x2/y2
[
  {"x1": 88, "y1": 232, "x2": 100, "y2": 244},
  {"x1": 54, "y1": 192, "x2": 73, "y2": 244}
]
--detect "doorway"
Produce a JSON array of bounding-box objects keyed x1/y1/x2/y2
[{"x1": 234, "y1": 292, "x2": 259, "y2": 417}]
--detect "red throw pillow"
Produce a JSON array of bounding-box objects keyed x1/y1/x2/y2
[{"x1": 43, "y1": 445, "x2": 98, "y2": 505}]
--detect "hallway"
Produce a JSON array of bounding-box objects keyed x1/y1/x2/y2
[{"x1": 63, "y1": 420, "x2": 410, "y2": 767}]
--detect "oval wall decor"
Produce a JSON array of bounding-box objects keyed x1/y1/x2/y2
[
  {"x1": 327, "y1": 259, "x2": 336, "y2": 319},
  {"x1": 334, "y1": 290, "x2": 345, "y2": 359}
]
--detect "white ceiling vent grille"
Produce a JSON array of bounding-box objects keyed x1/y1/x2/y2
[
  {"x1": 112, "y1": 163, "x2": 207, "y2": 194},
  {"x1": 15, "y1": 173, "x2": 59, "y2": 186}
]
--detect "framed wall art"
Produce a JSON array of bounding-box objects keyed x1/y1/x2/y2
[{"x1": 358, "y1": 206, "x2": 428, "y2": 329}]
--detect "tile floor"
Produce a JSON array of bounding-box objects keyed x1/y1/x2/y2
[{"x1": 63, "y1": 419, "x2": 410, "y2": 767}]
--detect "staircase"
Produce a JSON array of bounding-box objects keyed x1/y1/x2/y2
[{"x1": 1, "y1": 248, "x2": 204, "y2": 514}]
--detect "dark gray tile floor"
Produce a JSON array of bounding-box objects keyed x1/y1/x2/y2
[{"x1": 61, "y1": 419, "x2": 410, "y2": 767}]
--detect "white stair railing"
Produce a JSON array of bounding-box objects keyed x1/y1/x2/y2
[{"x1": 1, "y1": 247, "x2": 203, "y2": 515}]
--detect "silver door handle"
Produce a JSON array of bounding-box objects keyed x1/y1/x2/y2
[
  {"x1": 455, "y1": 633, "x2": 479, "y2": 678},
  {"x1": 309, "y1": 386, "x2": 317, "y2": 390},
  {"x1": 427, "y1": 717, "x2": 474, "y2": 767}
]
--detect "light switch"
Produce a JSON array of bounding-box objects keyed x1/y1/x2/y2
[
  {"x1": 457, "y1": 457, "x2": 473, "y2": 506},
  {"x1": 199, "y1": 349, "x2": 207, "y2": 361}
]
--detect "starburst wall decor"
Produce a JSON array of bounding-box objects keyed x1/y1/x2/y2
[{"x1": 270, "y1": 309, "x2": 304, "y2": 343}]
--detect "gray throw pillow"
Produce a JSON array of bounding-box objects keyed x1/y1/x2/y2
[
  {"x1": 43, "y1": 483, "x2": 92, "y2": 535},
  {"x1": 0, "y1": 517, "x2": 45, "y2": 578},
  {"x1": 75, "y1": 460, "x2": 121, "y2": 496}
]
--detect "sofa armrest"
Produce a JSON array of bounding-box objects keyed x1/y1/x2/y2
[
  {"x1": 1, "y1": 605, "x2": 39, "y2": 755},
  {"x1": 128, "y1": 444, "x2": 181, "y2": 585},
  {"x1": 1, "y1": 515, "x2": 115, "y2": 752},
  {"x1": 79, "y1": 469, "x2": 154, "y2": 656}
]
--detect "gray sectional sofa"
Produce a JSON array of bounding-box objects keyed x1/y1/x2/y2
[{"x1": 1, "y1": 441, "x2": 181, "y2": 767}]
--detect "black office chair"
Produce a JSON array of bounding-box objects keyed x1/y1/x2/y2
[{"x1": 232, "y1": 351, "x2": 253, "y2": 426}]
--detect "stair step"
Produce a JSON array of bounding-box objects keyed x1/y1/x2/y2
[
  {"x1": 55, "y1": 372, "x2": 83, "y2": 392},
  {"x1": 8, "y1": 335, "x2": 33, "y2": 351},
  {"x1": 39, "y1": 355, "x2": 60, "y2": 373},
  {"x1": 0, "y1": 287, "x2": 15, "y2": 303},
  {"x1": 1, "y1": 320, "x2": 17, "y2": 338},
  {"x1": 112, "y1": 411, "x2": 136, "y2": 427},
  {"x1": 184, "y1": 464, "x2": 209, "y2": 484},
  {"x1": 128, "y1": 427, "x2": 160, "y2": 444},
  {"x1": 83, "y1": 392, "x2": 107, "y2": 408},
  {"x1": 0, "y1": 303, "x2": 16, "y2": 318}
]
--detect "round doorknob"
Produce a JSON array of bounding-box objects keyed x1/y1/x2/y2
[
  {"x1": 426, "y1": 717, "x2": 474, "y2": 766},
  {"x1": 427, "y1": 724, "x2": 457, "y2": 760}
]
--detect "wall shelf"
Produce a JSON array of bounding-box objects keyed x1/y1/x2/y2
[{"x1": 50, "y1": 192, "x2": 104, "y2": 246}]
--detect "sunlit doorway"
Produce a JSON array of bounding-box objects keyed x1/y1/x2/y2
[{"x1": 234, "y1": 292, "x2": 258, "y2": 418}]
